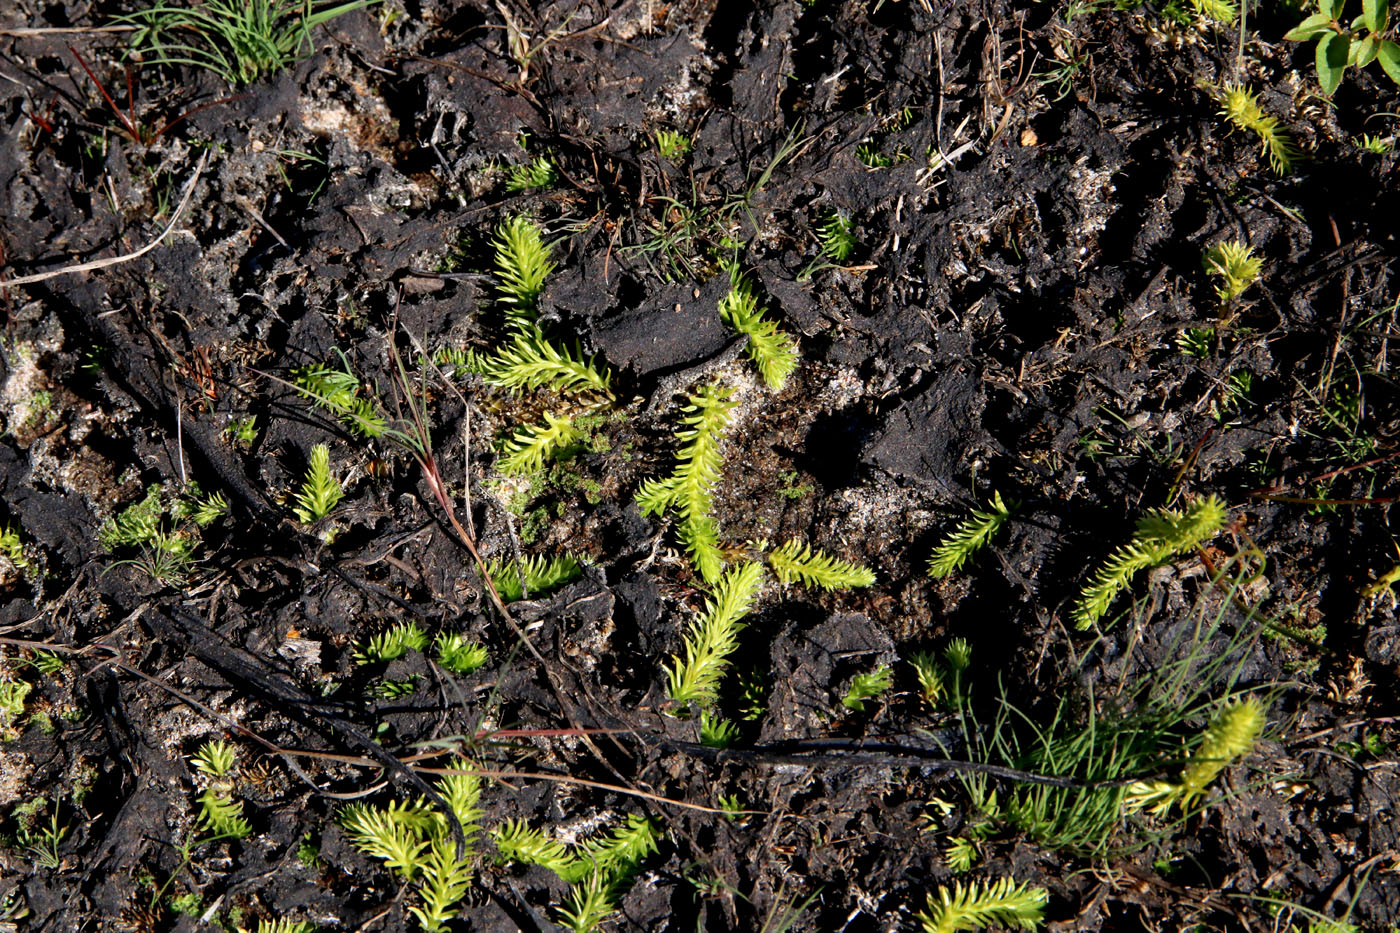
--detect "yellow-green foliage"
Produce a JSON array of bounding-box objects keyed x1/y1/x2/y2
[
  {"x1": 1127, "y1": 696, "x2": 1266, "y2": 815},
  {"x1": 767, "y1": 539, "x2": 875, "y2": 589},
  {"x1": 918, "y1": 877, "x2": 1048, "y2": 933},
  {"x1": 485, "y1": 553, "x2": 583, "y2": 602},
  {"x1": 492, "y1": 215, "x2": 555, "y2": 316},
  {"x1": 1215, "y1": 83, "x2": 1299, "y2": 175},
  {"x1": 498, "y1": 412, "x2": 579, "y2": 475},
  {"x1": 717, "y1": 277, "x2": 798, "y2": 390},
  {"x1": 474, "y1": 324, "x2": 612, "y2": 398},
  {"x1": 667, "y1": 561, "x2": 763, "y2": 708},
  {"x1": 292, "y1": 444, "x2": 343, "y2": 524},
  {"x1": 293, "y1": 357, "x2": 387, "y2": 437},
  {"x1": 927, "y1": 492, "x2": 1013, "y2": 579},
  {"x1": 1073, "y1": 495, "x2": 1227, "y2": 629},
  {"x1": 636, "y1": 384, "x2": 738, "y2": 583},
  {"x1": 1204, "y1": 240, "x2": 1263, "y2": 303}
]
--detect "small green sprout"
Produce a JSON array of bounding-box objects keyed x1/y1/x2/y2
[
  {"x1": 226, "y1": 415, "x2": 258, "y2": 447},
  {"x1": 667, "y1": 561, "x2": 764, "y2": 708},
  {"x1": 717, "y1": 275, "x2": 799, "y2": 390},
  {"x1": 492, "y1": 215, "x2": 556, "y2": 315},
  {"x1": 293, "y1": 357, "x2": 387, "y2": 438},
  {"x1": 842, "y1": 664, "x2": 893, "y2": 712},
  {"x1": 0, "y1": 678, "x2": 32, "y2": 729},
  {"x1": 434, "y1": 634, "x2": 489, "y2": 675},
  {"x1": 1126, "y1": 696, "x2": 1266, "y2": 815},
  {"x1": 498, "y1": 412, "x2": 580, "y2": 475},
  {"x1": 944, "y1": 836, "x2": 978, "y2": 873},
  {"x1": 197, "y1": 785, "x2": 251, "y2": 840},
  {"x1": 918, "y1": 877, "x2": 1048, "y2": 933},
  {"x1": 944, "y1": 638, "x2": 973, "y2": 672},
  {"x1": 767, "y1": 539, "x2": 875, "y2": 590},
  {"x1": 292, "y1": 444, "x2": 343, "y2": 524},
  {"x1": 699, "y1": 710, "x2": 739, "y2": 748},
  {"x1": 1213, "y1": 83, "x2": 1299, "y2": 175},
  {"x1": 653, "y1": 128, "x2": 692, "y2": 160},
  {"x1": 817, "y1": 210, "x2": 857, "y2": 261},
  {"x1": 354, "y1": 622, "x2": 428, "y2": 664},
  {"x1": 1177, "y1": 327, "x2": 1216, "y2": 358},
  {"x1": 191, "y1": 739, "x2": 238, "y2": 777},
  {"x1": 927, "y1": 492, "x2": 1013, "y2": 578},
  {"x1": 909, "y1": 651, "x2": 945, "y2": 706},
  {"x1": 505, "y1": 156, "x2": 559, "y2": 192},
  {"x1": 1356, "y1": 132, "x2": 1395, "y2": 153},
  {"x1": 100, "y1": 485, "x2": 164, "y2": 550},
  {"x1": 1204, "y1": 240, "x2": 1263, "y2": 303},
  {"x1": 0, "y1": 525, "x2": 29, "y2": 570},
  {"x1": 1189, "y1": 0, "x2": 1237, "y2": 24},
  {"x1": 485, "y1": 553, "x2": 583, "y2": 602}
]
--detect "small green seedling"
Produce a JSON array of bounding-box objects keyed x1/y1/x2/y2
[
  {"x1": 927, "y1": 492, "x2": 1013, "y2": 578},
  {"x1": 1213, "y1": 83, "x2": 1300, "y2": 175},
  {"x1": 766, "y1": 539, "x2": 875, "y2": 590},
  {"x1": 1204, "y1": 240, "x2": 1263, "y2": 304},
  {"x1": 842, "y1": 664, "x2": 893, "y2": 712},
  {"x1": 654, "y1": 128, "x2": 692, "y2": 161},
  {"x1": 434, "y1": 634, "x2": 489, "y2": 675},
  {"x1": 354, "y1": 622, "x2": 428, "y2": 664},
  {"x1": 944, "y1": 836, "x2": 978, "y2": 874},
  {"x1": 1285, "y1": 0, "x2": 1400, "y2": 95},
  {"x1": 0, "y1": 525, "x2": 29, "y2": 570},
  {"x1": 292, "y1": 444, "x2": 343, "y2": 524},
  {"x1": 717, "y1": 274, "x2": 799, "y2": 391},
  {"x1": 506, "y1": 156, "x2": 558, "y2": 192},
  {"x1": 918, "y1": 877, "x2": 1048, "y2": 933},
  {"x1": 1189, "y1": 0, "x2": 1238, "y2": 24},
  {"x1": 1074, "y1": 495, "x2": 1228, "y2": 629},
  {"x1": 498, "y1": 412, "x2": 580, "y2": 475},
  {"x1": 293, "y1": 356, "x2": 387, "y2": 438},
  {"x1": 1126, "y1": 696, "x2": 1266, "y2": 814},
  {"x1": 485, "y1": 553, "x2": 582, "y2": 602},
  {"x1": 492, "y1": 215, "x2": 555, "y2": 316},
  {"x1": 699, "y1": 710, "x2": 739, "y2": 748},
  {"x1": 225, "y1": 415, "x2": 258, "y2": 447},
  {"x1": 667, "y1": 561, "x2": 763, "y2": 709},
  {"x1": 191, "y1": 741, "x2": 251, "y2": 842},
  {"x1": 191, "y1": 739, "x2": 238, "y2": 777}
]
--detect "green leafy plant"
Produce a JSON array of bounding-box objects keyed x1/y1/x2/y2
[
  {"x1": 191, "y1": 739, "x2": 238, "y2": 777},
  {"x1": 292, "y1": 443, "x2": 343, "y2": 524},
  {"x1": 1355, "y1": 131, "x2": 1396, "y2": 152},
  {"x1": 1204, "y1": 240, "x2": 1263, "y2": 304},
  {"x1": 917, "y1": 877, "x2": 1048, "y2": 933},
  {"x1": 766, "y1": 539, "x2": 875, "y2": 589},
  {"x1": 944, "y1": 836, "x2": 977, "y2": 874},
  {"x1": 667, "y1": 561, "x2": 764, "y2": 709},
  {"x1": 909, "y1": 651, "x2": 946, "y2": 706},
  {"x1": 636, "y1": 384, "x2": 738, "y2": 583},
  {"x1": 654, "y1": 128, "x2": 692, "y2": 160},
  {"x1": 717, "y1": 275, "x2": 799, "y2": 390},
  {"x1": 472, "y1": 325, "x2": 612, "y2": 398},
  {"x1": 340, "y1": 766, "x2": 482, "y2": 932},
  {"x1": 699, "y1": 710, "x2": 740, "y2": 748},
  {"x1": 498, "y1": 412, "x2": 580, "y2": 475},
  {"x1": 225, "y1": 415, "x2": 259, "y2": 447},
  {"x1": 816, "y1": 210, "x2": 857, "y2": 261},
  {"x1": 434, "y1": 634, "x2": 489, "y2": 675},
  {"x1": 117, "y1": 0, "x2": 377, "y2": 87},
  {"x1": 492, "y1": 215, "x2": 556, "y2": 316},
  {"x1": 178, "y1": 487, "x2": 229, "y2": 527},
  {"x1": 927, "y1": 492, "x2": 1013, "y2": 579},
  {"x1": 245, "y1": 921, "x2": 316, "y2": 933},
  {"x1": 493, "y1": 813, "x2": 660, "y2": 932},
  {"x1": 1189, "y1": 0, "x2": 1238, "y2": 23},
  {"x1": 1073, "y1": 494, "x2": 1228, "y2": 629},
  {"x1": 354, "y1": 622, "x2": 428, "y2": 664},
  {"x1": 1213, "y1": 83, "x2": 1300, "y2": 175},
  {"x1": 506, "y1": 156, "x2": 558, "y2": 192},
  {"x1": 13, "y1": 799, "x2": 68, "y2": 869},
  {"x1": 293, "y1": 355, "x2": 387, "y2": 438},
  {"x1": 842, "y1": 664, "x2": 893, "y2": 711},
  {"x1": 1285, "y1": 0, "x2": 1400, "y2": 95},
  {"x1": 0, "y1": 525, "x2": 28, "y2": 570},
  {"x1": 485, "y1": 553, "x2": 583, "y2": 602},
  {"x1": 100, "y1": 484, "x2": 164, "y2": 549},
  {"x1": 1126, "y1": 696, "x2": 1266, "y2": 814}
]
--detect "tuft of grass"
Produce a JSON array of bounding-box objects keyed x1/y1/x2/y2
[
  {"x1": 498, "y1": 412, "x2": 580, "y2": 475},
  {"x1": 667, "y1": 561, "x2": 764, "y2": 709},
  {"x1": 292, "y1": 444, "x2": 343, "y2": 524},
  {"x1": 927, "y1": 492, "x2": 1013, "y2": 579},
  {"x1": 767, "y1": 539, "x2": 875, "y2": 590},
  {"x1": 492, "y1": 215, "x2": 556, "y2": 317},
  {"x1": 118, "y1": 0, "x2": 378, "y2": 87},
  {"x1": 1214, "y1": 82, "x2": 1299, "y2": 175},
  {"x1": 717, "y1": 275, "x2": 799, "y2": 391},
  {"x1": 636, "y1": 384, "x2": 738, "y2": 583},
  {"x1": 1073, "y1": 494, "x2": 1227, "y2": 629},
  {"x1": 918, "y1": 877, "x2": 1048, "y2": 933}
]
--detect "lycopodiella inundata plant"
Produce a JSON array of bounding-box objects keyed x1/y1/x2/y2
[
  {"x1": 485, "y1": 553, "x2": 583, "y2": 602},
  {"x1": 927, "y1": 492, "x2": 1013, "y2": 579},
  {"x1": 1126, "y1": 695, "x2": 1266, "y2": 815},
  {"x1": 292, "y1": 443, "x2": 343, "y2": 524},
  {"x1": 1074, "y1": 494, "x2": 1227, "y2": 629},
  {"x1": 492, "y1": 214, "x2": 555, "y2": 317},
  {"x1": 918, "y1": 877, "x2": 1048, "y2": 933},
  {"x1": 667, "y1": 561, "x2": 763, "y2": 708},
  {"x1": 1213, "y1": 83, "x2": 1300, "y2": 175},
  {"x1": 766, "y1": 539, "x2": 875, "y2": 590},
  {"x1": 717, "y1": 275, "x2": 798, "y2": 391},
  {"x1": 1204, "y1": 240, "x2": 1263, "y2": 304},
  {"x1": 498, "y1": 411, "x2": 580, "y2": 475},
  {"x1": 636, "y1": 383, "x2": 738, "y2": 583}
]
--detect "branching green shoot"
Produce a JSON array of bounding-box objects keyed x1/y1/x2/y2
[
  {"x1": 1214, "y1": 83, "x2": 1299, "y2": 175},
  {"x1": 717, "y1": 276, "x2": 798, "y2": 390},
  {"x1": 1204, "y1": 240, "x2": 1263, "y2": 304},
  {"x1": 474, "y1": 325, "x2": 612, "y2": 398},
  {"x1": 667, "y1": 561, "x2": 763, "y2": 708},
  {"x1": 927, "y1": 492, "x2": 1013, "y2": 579},
  {"x1": 292, "y1": 444, "x2": 343, "y2": 524},
  {"x1": 842, "y1": 664, "x2": 893, "y2": 712},
  {"x1": 498, "y1": 412, "x2": 580, "y2": 475},
  {"x1": 354, "y1": 622, "x2": 428, "y2": 664},
  {"x1": 918, "y1": 877, "x2": 1048, "y2": 933},
  {"x1": 492, "y1": 215, "x2": 555, "y2": 316},
  {"x1": 767, "y1": 539, "x2": 875, "y2": 589}
]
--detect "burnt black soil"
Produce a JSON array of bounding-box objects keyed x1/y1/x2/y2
[{"x1": 1, "y1": 0, "x2": 1399, "y2": 930}]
